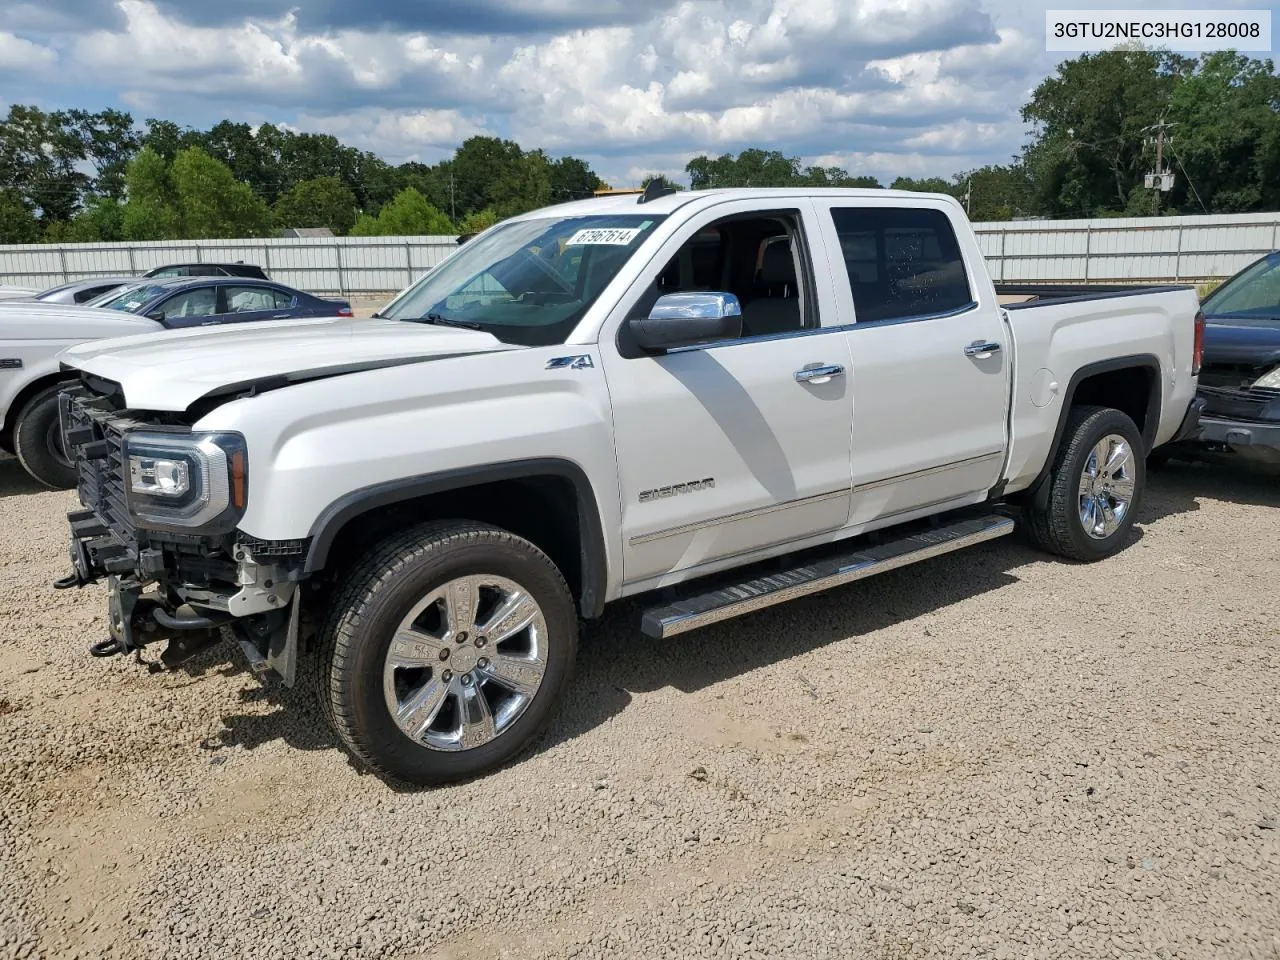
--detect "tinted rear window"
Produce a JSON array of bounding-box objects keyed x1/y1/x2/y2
[{"x1": 829, "y1": 207, "x2": 974, "y2": 323}]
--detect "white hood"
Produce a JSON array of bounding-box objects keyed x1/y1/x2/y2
[
  {"x1": 59, "y1": 315, "x2": 518, "y2": 412},
  {"x1": 0, "y1": 302, "x2": 160, "y2": 341}
]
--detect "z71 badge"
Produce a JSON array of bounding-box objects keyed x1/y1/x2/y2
[{"x1": 639, "y1": 478, "x2": 715, "y2": 503}]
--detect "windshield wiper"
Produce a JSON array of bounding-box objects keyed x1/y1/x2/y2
[{"x1": 419, "y1": 312, "x2": 482, "y2": 330}]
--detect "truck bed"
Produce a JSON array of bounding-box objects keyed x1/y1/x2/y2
[{"x1": 996, "y1": 283, "x2": 1193, "y2": 308}]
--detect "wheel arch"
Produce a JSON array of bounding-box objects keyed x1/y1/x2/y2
[
  {"x1": 1020, "y1": 354, "x2": 1161, "y2": 509},
  {"x1": 2, "y1": 371, "x2": 76, "y2": 451},
  {"x1": 304, "y1": 458, "x2": 609, "y2": 619}
]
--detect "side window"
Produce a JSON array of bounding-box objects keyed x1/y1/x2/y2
[
  {"x1": 149, "y1": 267, "x2": 181, "y2": 278},
  {"x1": 223, "y1": 286, "x2": 277, "y2": 313},
  {"x1": 270, "y1": 289, "x2": 296, "y2": 309},
  {"x1": 830, "y1": 207, "x2": 973, "y2": 323},
  {"x1": 75, "y1": 285, "x2": 115, "y2": 303},
  {"x1": 638, "y1": 211, "x2": 811, "y2": 343},
  {"x1": 157, "y1": 287, "x2": 218, "y2": 321}
]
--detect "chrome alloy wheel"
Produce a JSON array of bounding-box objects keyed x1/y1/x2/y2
[
  {"x1": 1077, "y1": 433, "x2": 1137, "y2": 540},
  {"x1": 382, "y1": 574, "x2": 548, "y2": 752}
]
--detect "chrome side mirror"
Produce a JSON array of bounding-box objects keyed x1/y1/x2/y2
[{"x1": 629, "y1": 292, "x2": 743, "y2": 351}]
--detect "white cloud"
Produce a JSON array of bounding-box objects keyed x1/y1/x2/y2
[
  {"x1": 296, "y1": 108, "x2": 491, "y2": 158},
  {"x1": 16, "y1": 0, "x2": 1068, "y2": 189},
  {"x1": 0, "y1": 32, "x2": 57, "y2": 73}
]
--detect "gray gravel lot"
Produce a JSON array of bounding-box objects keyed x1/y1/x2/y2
[{"x1": 1, "y1": 454, "x2": 1278, "y2": 959}]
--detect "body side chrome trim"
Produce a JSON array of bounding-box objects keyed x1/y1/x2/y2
[
  {"x1": 628, "y1": 487, "x2": 849, "y2": 546},
  {"x1": 854, "y1": 450, "x2": 1005, "y2": 493}
]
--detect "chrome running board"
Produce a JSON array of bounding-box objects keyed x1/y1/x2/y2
[{"x1": 639, "y1": 513, "x2": 1016, "y2": 639}]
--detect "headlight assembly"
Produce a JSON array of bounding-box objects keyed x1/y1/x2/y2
[
  {"x1": 1253, "y1": 365, "x2": 1280, "y2": 391},
  {"x1": 123, "y1": 431, "x2": 247, "y2": 533}
]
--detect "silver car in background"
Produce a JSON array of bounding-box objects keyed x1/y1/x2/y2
[{"x1": 29, "y1": 276, "x2": 137, "y2": 305}]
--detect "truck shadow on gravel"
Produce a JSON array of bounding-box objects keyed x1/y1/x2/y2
[
  {"x1": 1139, "y1": 457, "x2": 1280, "y2": 524},
  {"x1": 0, "y1": 456, "x2": 47, "y2": 497},
  {"x1": 536, "y1": 538, "x2": 1034, "y2": 760}
]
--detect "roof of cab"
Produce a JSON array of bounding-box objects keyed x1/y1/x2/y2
[{"x1": 509, "y1": 186, "x2": 962, "y2": 221}]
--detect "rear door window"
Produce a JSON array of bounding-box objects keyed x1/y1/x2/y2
[
  {"x1": 156, "y1": 287, "x2": 218, "y2": 324},
  {"x1": 829, "y1": 207, "x2": 974, "y2": 323}
]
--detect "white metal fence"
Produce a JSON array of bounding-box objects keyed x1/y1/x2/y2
[
  {"x1": 2, "y1": 210, "x2": 1278, "y2": 297},
  {"x1": 973, "y1": 211, "x2": 1280, "y2": 285},
  {"x1": 0, "y1": 235, "x2": 461, "y2": 298}
]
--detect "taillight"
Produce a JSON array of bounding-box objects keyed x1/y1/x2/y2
[
  {"x1": 337, "y1": 306, "x2": 353, "y2": 317},
  {"x1": 1192, "y1": 310, "x2": 1205, "y2": 377}
]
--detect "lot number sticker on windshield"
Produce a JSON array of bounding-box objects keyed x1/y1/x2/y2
[{"x1": 566, "y1": 227, "x2": 643, "y2": 246}]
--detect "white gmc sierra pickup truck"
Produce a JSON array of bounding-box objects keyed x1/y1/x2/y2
[{"x1": 53, "y1": 185, "x2": 1205, "y2": 785}]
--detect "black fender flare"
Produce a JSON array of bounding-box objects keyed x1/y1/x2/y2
[
  {"x1": 303, "y1": 457, "x2": 609, "y2": 618},
  {"x1": 1023, "y1": 354, "x2": 1162, "y2": 509}
]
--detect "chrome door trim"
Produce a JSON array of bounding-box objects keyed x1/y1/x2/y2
[
  {"x1": 628, "y1": 487, "x2": 850, "y2": 546},
  {"x1": 855, "y1": 450, "x2": 1005, "y2": 493}
]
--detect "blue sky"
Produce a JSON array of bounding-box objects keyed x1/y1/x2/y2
[{"x1": 1, "y1": 0, "x2": 1276, "y2": 187}]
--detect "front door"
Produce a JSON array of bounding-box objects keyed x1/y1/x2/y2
[
  {"x1": 815, "y1": 200, "x2": 1010, "y2": 525},
  {"x1": 600, "y1": 200, "x2": 855, "y2": 588}
]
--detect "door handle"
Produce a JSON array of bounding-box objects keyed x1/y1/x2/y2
[
  {"x1": 795, "y1": 364, "x2": 845, "y2": 384},
  {"x1": 964, "y1": 340, "x2": 1002, "y2": 358},
  {"x1": 271, "y1": 313, "x2": 291, "y2": 319}
]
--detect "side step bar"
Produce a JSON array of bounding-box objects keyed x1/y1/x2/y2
[{"x1": 640, "y1": 513, "x2": 1016, "y2": 639}]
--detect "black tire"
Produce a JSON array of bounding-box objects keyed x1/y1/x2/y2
[
  {"x1": 317, "y1": 520, "x2": 578, "y2": 786},
  {"x1": 13, "y1": 385, "x2": 76, "y2": 490},
  {"x1": 1026, "y1": 405, "x2": 1146, "y2": 562}
]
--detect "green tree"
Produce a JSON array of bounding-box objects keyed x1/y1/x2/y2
[
  {"x1": 0, "y1": 105, "x2": 91, "y2": 225},
  {"x1": 141, "y1": 118, "x2": 203, "y2": 162},
  {"x1": 1021, "y1": 49, "x2": 1192, "y2": 216},
  {"x1": 1167, "y1": 52, "x2": 1280, "y2": 213},
  {"x1": 121, "y1": 146, "x2": 179, "y2": 240},
  {"x1": 59, "y1": 108, "x2": 139, "y2": 200},
  {"x1": 488, "y1": 149, "x2": 553, "y2": 218},
  {"x1": 273, "y1": 176, "x2": 359, "y2": 234},
  {"x1": 951, "y1": 165, "x2": 1036, "y2": 221},
  {"x1": 890, "y1": 176, "x2": 956, "y2": 194},
  {"x1": 350, "y1": 187, "x2": 454, "y2": 236},
  {"x1": 549, "y1": 156, "x2": 604, "y2": 201},
  {"x1": 0, "y1": 189, "x2": 40, "y2": 243},
  {"x1": 458, "y1": 208, "x2": 501, "y2": 234},
  {"x1": 46, "y1": 198, "x2": 126, "y2": 242},
  {"x1": 170, "y1": 147, "x2": 273, "y2": 238}
]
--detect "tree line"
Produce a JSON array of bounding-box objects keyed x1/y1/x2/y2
[{"x1": 1, "y1": 49, "x2": 1277, "y2": 244}]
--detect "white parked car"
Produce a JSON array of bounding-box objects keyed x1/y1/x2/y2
[
  {"x1": 1, "y1": 303, "x2": 160, "y2": 486},
  {"x1": 53, "y1": 186, "x2": 1204, "y2": 786}
]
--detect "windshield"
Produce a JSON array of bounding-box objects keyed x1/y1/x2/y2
[
  {"x1": 91, "y1": 284, "x2": 169, "y2": 312},
  {"x1": 380, "y1": 213, "x2": 667, "y2": 346},
  {"x1": 1202, "y1": 255, "x2": 1280, "y2": 322}
]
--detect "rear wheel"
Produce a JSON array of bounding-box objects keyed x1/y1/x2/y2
[
  {"x1": 1027, "y1": 405, "x2": 1145, "y2": 562},
  {"x1": 318, "y1": 521, "x2": 578, "y2": 786},
  {"x1": 13, "y1": 385, "x2": 76, "y2": 490}
]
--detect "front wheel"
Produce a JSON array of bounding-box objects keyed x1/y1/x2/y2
[
  {"x1": 318, "y1": 521, "x2": 578, "y2": 785},
  {"x1": 1027, "y1": 405, "x2": 1145, "y2": 562}
]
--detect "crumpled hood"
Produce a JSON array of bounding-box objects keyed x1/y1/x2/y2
[{"x1": 58, "y1": 315, "x2": 518, "y2": 412}]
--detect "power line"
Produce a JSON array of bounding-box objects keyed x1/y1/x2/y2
[{"x1": 1167, "y1": 141, "x2": 1209, "y2": 215}]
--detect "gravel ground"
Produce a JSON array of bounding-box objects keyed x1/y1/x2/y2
[{"x1": 1, "y1": 454, "x2": 1278, "y2": 960}]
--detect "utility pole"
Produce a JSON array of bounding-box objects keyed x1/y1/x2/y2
[
  {"x1": 450, "y1": 172, "x2": 456, "y2": 223},
  {"x1": 1144, "y1": 119, "x2": 1176, "y2": 217},
  {"x1": 964, "y1": 176, "x2": 972, "y2": 216}
]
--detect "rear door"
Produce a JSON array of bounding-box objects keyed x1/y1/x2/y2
[{"x1": 812, "y1": 199, "x2": 1011, "y2": 526}]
